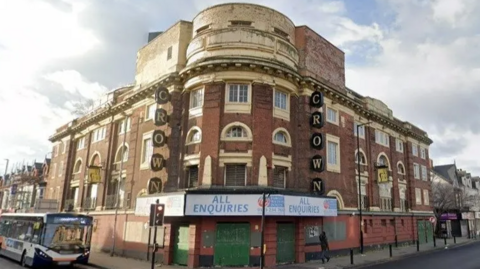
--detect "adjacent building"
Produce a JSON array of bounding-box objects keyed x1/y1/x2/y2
[
  {"x1": 0, "y1": 159, "x2": 50, "y2": 213},
  {"x1": 47, "y1": 3, "x2": 434, "y2": 268}
]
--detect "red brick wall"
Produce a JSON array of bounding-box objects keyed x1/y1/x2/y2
[{"x1": 295, "y1": 26, "x2": 346, "y2": 92}]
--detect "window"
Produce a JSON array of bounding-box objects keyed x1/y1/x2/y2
[
  {"x1": 225, "y1": 164, "x2": 246, "y2": 186},
  {"x1": 274, "y1": 132, "x2": 287, "y2": 144},
  {"x1": 115, "y1": 145, "x2": 129, "y2": 163},
  {"x1": 190, "y1": 89, "x2": 204, "y2": 109},
  {"x1": 230, "y1": 20, "x2": 252, "y2": 27},
  {"x1": 355, "y1": 151, "x2": 366, "y2": 165},
  {"x1": 73, "y1": 160, "x2": 82, "y2": 174},
  {"x1": 92, "y1": 126, "x2": 106, "y2": 142},
  {"x1": 187, "y1": 166, "x2": 199, "y2": 188},
  {"x1": 378, "y1": 155, "x2": 388, "y2": 167},
  {"x1": 62, "y1": 141, "x2": 66, "y2": 154},
  {"x1": 400, "y1": 198, "x2": 407, "y2": 212},
  {"x1": 54, "y1": 144, "x2": 59, "y2": 156},
  {"x1": 326, "y1": 108, "x2": 338, "y2": 124},
  {"x1": 415, "y1": 188, "x2": 422, "y2": 205},
  {"x1": 167, "y1": 46, "x2": 172, "y2": 60},
  {"x1": 273, "y1": 27, "x2": 289, "y2": 39},
  {"x1": 359, "y1": 195, "x2": 367, "y2": 210},
  {"x1": 188, "y1": 129, "x2": 202, "y2": 144},
  {"x1": 274, "y1": 90, "x2": 287, "y2": 110},
  {"x1": 421, "y1": 165, "x2": 427, "y2": 180},
  {"x1": 228, "y1": 84, "x2": 248, "y2": 103},
  {"x1": 196, "y1": 25, "x2": 209, "y2": 34},
  {"x1": 58, "y1": 161, "x2": 64, "y2": 176},
  {"x1": 225, "y1": 84, "x2": 250, "y2": 113},
  {"x1": 396, "y1": 139, "x2": 403, "y2": 153},
  {"x1": 141, "y1": 137, "x2": 153, "y2": 166},
  {"x1": 412, "y1": 144, "x2": 418, "y2": 156},
  {"x1": 354, "y1": 122, "x2": 365, "y2": 138},
  {"x1": 146, "y1": 103, "x2": 156, "y2": 120},
  {"x1": 397, "y1": 163, "x2": 405, "y2": 174},
  {"x1": 420, "y1": 148, "x2": 426, "y2": 159},
  {"x1": 326, "y1": 134, "x2": 340, "y2": 173},
  {"x1": 52, "y1": 163, "x2": 57, "y2": 178},
  {"x1": 273, "y1": 89, "x2": 289, "y2": 120},
  {"x1": 119, "y1": 117, "x2": 131, "y2": 134},
  {"x1": 273, "y1": 166, "x2": 287, "y2": 188},
  {"x1": 77, "y1": 137, "x2": 85, "y2": 150},
  {"x1": 413, "y1": 163, "x2": 420, "y2": 179},
  {"x1": 375, "y1": 130, "x2": 389, "y2": 147},
  {"x1": 226, "y1": 127, "x2": 247, "y2": 138},
  {"x1": 380, "y1": 198, "x2": 392, "y2": 211},
  {"x1": 423, "y1": 189, "x2": 429, "y2": 205}
]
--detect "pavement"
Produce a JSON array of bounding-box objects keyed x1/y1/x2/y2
[{"x1": 0, "y1": 237, "x2": 477, "y2": 269}]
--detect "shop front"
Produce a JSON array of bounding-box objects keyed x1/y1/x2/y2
[{"x1": 183, "y1": 190, "x2": 338, "y2": 267}]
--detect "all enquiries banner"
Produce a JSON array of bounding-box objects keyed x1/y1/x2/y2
[{"x1": 184, "y1": 194, "x2": 337, "y2": 217}]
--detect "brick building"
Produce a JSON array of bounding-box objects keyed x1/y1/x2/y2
[{"x1": 47, "y1": 3, "x2": 434, "y2": 268}]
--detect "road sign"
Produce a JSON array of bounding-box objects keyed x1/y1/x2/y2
[{"x1": 429, "y1": 216, "x2": 436, "y2": 223}]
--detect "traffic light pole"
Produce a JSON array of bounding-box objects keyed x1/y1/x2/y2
[{"x1": 151, "y1": 199, "x2": 159, "y2": 269}]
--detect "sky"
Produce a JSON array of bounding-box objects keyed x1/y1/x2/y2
[{"x1": 0, "y1": 0, "x2": 479, "y2": 174}]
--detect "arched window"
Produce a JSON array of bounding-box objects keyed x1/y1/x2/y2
[
  {"x1": 115, "y1": 144, "x2": 129, "y2": 163},
  {"x1": 355, "y1": 152, "x2": 367, "y2": 165},
  {"x1": 272, "y1": 128, "x2": 292, "y2": 147},
  {"x1": 226, "y1": 126, "x2": 247, "y2": 138},
  {"x1": 221, "y1": 122, "x2": 253, "y2": 141},
  {"x1": 73, "y1": 159, "x2": 82, "y2": 173},
  {"x1": 397, "y1": 163, "x2": 405, "y2": 174},
  {"x1": 378, "y1": 155, "x2": 388, "y2": 166},
  {"x1": 90, "y1": 153, "x2": 101, "y2": 166},
  {"x1": 186, "y1": 127, "x2": 202, "y2": 144},
  {"x1": 274, "y1": 132, "x2": 287, "y2": 144}
]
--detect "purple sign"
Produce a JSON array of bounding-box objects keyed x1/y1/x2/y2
[{"x1": 440, "y1": 213, "x2": 457, "y2": 220}]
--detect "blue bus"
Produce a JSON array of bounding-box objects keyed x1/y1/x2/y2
[{"x1": 0, "y1": 213, "x2": 93, "y2": 267}]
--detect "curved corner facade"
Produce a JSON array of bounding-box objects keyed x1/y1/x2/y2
[
  {"x1": 40, "y1": 3, "x2": 435, "y2": 269},
  {"x1": 187, "y1": 3, "x2": 299, "y2": 70}
]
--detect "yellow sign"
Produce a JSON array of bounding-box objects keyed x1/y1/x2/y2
[
  {"x1": 377, "y1": 167, "x2": 389, "y2": 183},
  {"x1": 88, "y1": 166, "x2": 101, "y2": 184}
]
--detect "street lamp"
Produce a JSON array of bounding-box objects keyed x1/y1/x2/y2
[
  {"x1": 260, "y1": 192, "x2": 271, "y2": 269},
  {"x1": 356, "y1": 121, "x2": 371, "y2": 255}
]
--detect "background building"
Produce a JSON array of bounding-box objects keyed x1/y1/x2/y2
[{"x1": 47, "y1": 3, "x2": 433, "y2": 268}]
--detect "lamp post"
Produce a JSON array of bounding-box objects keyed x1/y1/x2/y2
[
  {"x1": 260, "y1": 192, "x2": 271, "y2": 269},
  {"x1": 356, "y1": 121, "x2": 371, "y2": 255}
]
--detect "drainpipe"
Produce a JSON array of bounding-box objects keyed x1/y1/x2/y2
[{"x1": 111, "y1": 113, "x2": 128, "y2": 256}]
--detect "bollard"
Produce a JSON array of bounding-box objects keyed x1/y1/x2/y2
[
  {"x1": 433, "y1": 235, "x2": 436, "y2": 247},
  {"x1": 350, "y1": 248, "x2": 354, "y2": 265},
  {"x1": 395, "y1": 235, "x2": 398, "y2": 248},
  {"x1": 416, "y1": 240, "x2": 420, "y2": 252},
  {"x1": 389, "y1": 244, "x2": 392, "y2": 257},
  {"x1": 444, "y1": 237, "x2": 447, "y2": 246},
  {"x1": 454, "y1": 236, "x2": 456, "y2": 244}
]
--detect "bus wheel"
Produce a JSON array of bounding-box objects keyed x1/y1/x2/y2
[{"x1": 21, "y1": 251, "x2": 27, "y2": 268}]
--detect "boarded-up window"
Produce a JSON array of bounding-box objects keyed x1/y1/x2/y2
[
  {"x1": 273, "y1": 167, "x2": 287, "y2": 188},
  {"x1": 167, "y1": 46, "x2": 172, "y2": 60},
  {"x1": 230, "y1": 20, "x2": 252, "y2": 27},
  {"x1": 188, "y1": 166, "x2": 199, "y2": 188},
  {"x1": 225, "y1": 165, "x2": 246, "y2": 186}
]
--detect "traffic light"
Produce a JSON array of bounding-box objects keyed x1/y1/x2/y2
[{"x1": 149, "y1": 203, "x2": 165, "y2": 227}]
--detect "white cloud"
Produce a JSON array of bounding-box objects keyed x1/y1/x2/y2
[
  {"x1": 44, "y1": 70, "x2": 108, "y2": 100},
  {"x1": 345, "y1": 0, "x2": 480, "y2": 172}
]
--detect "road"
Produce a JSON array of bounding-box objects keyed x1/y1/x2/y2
[
  {"x1": 0, "y1": 256, "x2": 22, "y2": 269},
  {"x1": 364, "y1": 241, "x2": 480, "y2": 269}
]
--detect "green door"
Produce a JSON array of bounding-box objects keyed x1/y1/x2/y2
[
  {"x1": 214, "y1": 223, "x2": 250, "y2": 266},
  {"x1": 417, "y1": 220, "x2": 426, "y2": 244},
  {"x1": 276, "y1": 223, "x2": 295, "y2": 264},
  {"x1": 425, "y1": 221, "x2": 434, "y2": 243},
  {"x1": 173, "y1": 225, "x2": 189, "y2": 265}
]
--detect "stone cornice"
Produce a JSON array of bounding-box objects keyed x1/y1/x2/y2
[{"x1": 49, "y1": 59, "x2": 433, "y2": 145}]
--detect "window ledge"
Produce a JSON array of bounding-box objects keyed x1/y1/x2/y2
[
  {"x1": 273, "y1": 107, "x2": 290, "y2": 121},
  {"x1": 327, "y1": 165, "x2": 341, "y2": 173},
  {"x1": 225, "y1": 103, "x2": 251, "y2": 114},
  {"x1": 189, "y1": 107, "x2": 203, "y2": 118}
]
